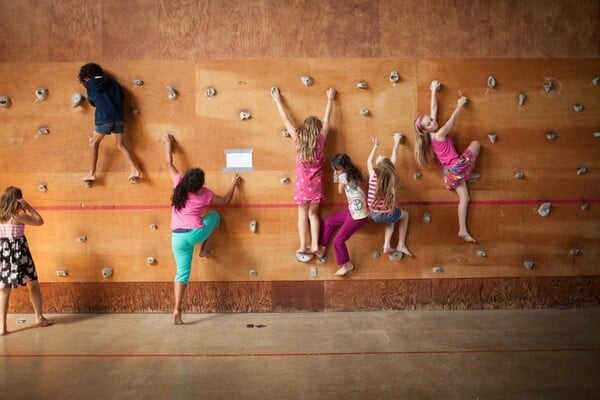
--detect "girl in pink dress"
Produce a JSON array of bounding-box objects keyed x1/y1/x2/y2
[
  {"x1": 414, "y1": 80, "x2": 481, "y2": 242},
  {"x1": 271, "y1": 86, "x2": 336, "y2": 260}
]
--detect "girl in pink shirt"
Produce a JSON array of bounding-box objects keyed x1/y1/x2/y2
[
  {"x1": 414, "y1": 80, "x2": 481, "y2": 243},
  {"x1": 163, "y1": 134, "x2": 241, "y2": 325}
]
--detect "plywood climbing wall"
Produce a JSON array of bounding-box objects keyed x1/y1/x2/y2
[{"x1": 0, "y1": 58, "x2": 598, "y2": 289}]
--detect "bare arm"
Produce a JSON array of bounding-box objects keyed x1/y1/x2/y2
[
  {"x1": 163, "y1": 133, "x2": 179, "y2": 181},
  {"x1": 430, "y1": 80, "x2": 440, "y2": 122},
  {"x1": 210, "y1": 174, "x2": 241, "y2": 206},
  {"x1": 390, "y1": 133, "x2": 404, "y2": 165},
  {"x1": 13, "y1": 199, "x2": 44, "y2": 226},
  {"x1": 367, "y1": 136, "x2": 380, "y2": 175},
  {"x1": 320, "y1": 87, "x2": 336, "y2": 139},
  {"x1": 434, "y1": 96, "x2": 468, "y2": 141},
  {"x1": 271, "y1": 87, "x2": 297, "y2": 140}
]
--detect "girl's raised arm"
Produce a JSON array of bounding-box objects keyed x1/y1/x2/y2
[
  {"x1": 163, "y1": 133, "x2": 179, "y2": 181},
  {"x1": 434, "y1": 96, "x2": 468, "y2": 141},
  {"x1": 390, "y1": 133, "x2": 403, "y2": 165},
  {"x1": 320, "y1": 87, "x2": 336, "y2": 138},
  {"x1": 367, "y1": 136, "x2": 380, "y2": 175},
  {"x1": 430, "y1": 80, "x2": 441, "y2": 122},
  {"x1": 271, "y1": 87, "x2": 297, "y2": 140}
]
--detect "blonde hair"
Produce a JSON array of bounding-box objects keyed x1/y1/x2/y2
[
  {"x1": 296, "y1": 116, "x2": 322, "y2": 162},
  {"x1": 373, "y1": 158, "x2": 398, "y2": 211},
  {"x1": 414, "y1": 115, "x2": 435, "y2": 167},
  {"x1": 0, "y1": 186, "x2": 22, "y2": 222}
]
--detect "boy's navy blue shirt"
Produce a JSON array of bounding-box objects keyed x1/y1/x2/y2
[{"x1": 85, "y1": 76, "x2": 125, "y2": 125}]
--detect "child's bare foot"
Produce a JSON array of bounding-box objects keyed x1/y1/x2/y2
[
  {"x1": 396, "y1": 246, "x2": 414, "y2": 257},
  {"x1": 459, "y1": 231, "x2": 477, "y2": 243},
  {"x1": 128, "y1": 170, "x2": 141, "y2": 183},
  {"x1": 383, "y1": 247, "x2": 395, "y2": 254},
  {"x1": 1, "y1": 328, "x2": 7, "y2": 336},
  {"x1": 335, "y1": 262, "x2": 354, "y2": 276},
  {"x1": 36, "y1": 317, "x2": 53, "y2": 328},
  {"x1": 173, "y1": 313, "x2": 184, "y2": 325},
  {"x1": 199, "y1": 248, "x2": 213, "y2": 257},
  {"x1": 468, "y1": 172, "x2": 480, "y2": 183},
  {"x1": 314, "y1": 246, "x2": 326, "y2": 258},
  {"x1": 82, "y1": 174, "x2": 96, "y2": 182}
]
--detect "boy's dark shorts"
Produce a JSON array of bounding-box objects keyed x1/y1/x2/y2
[{"x1": 95, "y1": 121, "x2": 125, "y2": 134}]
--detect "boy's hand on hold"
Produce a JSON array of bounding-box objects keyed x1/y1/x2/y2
[
  {"x1": 326, "y1": 87, "x2": 336, "y2": 100},
  {"x1": 430, "y1": 80, "x2": 441, "y2": 92}
]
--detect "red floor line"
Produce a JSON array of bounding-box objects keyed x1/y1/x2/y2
[
  {"x1": 37, "y1": 199, "x2": 600, "y2": 211},
  {"x1": 2, "y1": 348, "x2": 598, "y2": 358}
]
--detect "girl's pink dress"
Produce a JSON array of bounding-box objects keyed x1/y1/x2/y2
[{"x1": 294, "y1": 133, "x2": 325, "y2": 204}]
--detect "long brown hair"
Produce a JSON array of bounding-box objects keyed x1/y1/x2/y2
[
  {"x1": 296, "y1": 116, "x2": 322, "y2": 162},
  {"x1": 414, "y1": 115, "x2": 435, "y2": 167},
  {"x1": 0, "y1": 186, "x2": 22, "y2": 221},
  {"x1": 373, "y1": 158, "x2": 398, "y2": 210}
]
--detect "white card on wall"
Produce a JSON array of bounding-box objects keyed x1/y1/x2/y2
[{"x1": 224, "y1": 148, "x2": 253, "y2": 172}]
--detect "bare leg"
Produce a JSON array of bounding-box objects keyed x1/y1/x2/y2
[
  {"x1": 297, "y1": 204, "x2": 309, "y2": 253},
  {"x1": 0, "y1": 288, "x2": 10, "y2": 335},
  {"x1": 395, "y1": 211, "x2": 413, "y2": 257},
  {"x1": 84, "y1": 132, "x2": 105, "y2": 180},
  {"x1": 382, "y1": 222, "x2": 395, "y2": 253},
  {"x1": 173, "y1": 281, "x2": 186, "y2": 325},
  {"x1": 27, "y1": 281, "x2": 52, "y2": 326},
  {"x1": 455, "y1": 183, "x2": 476, "y2": 242},
  {"x1": 307, "y1": 202, "x2": 321, "y2": 253},
  {"x1": 115, "y1": 134, "x2": 140, "y2": 179},
  {"x1": 467, "y1": 140, "x2": 481, "y2": 158}
]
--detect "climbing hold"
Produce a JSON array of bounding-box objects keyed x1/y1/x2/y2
[
  {"x1": 56, "y1": 269, "x2": 69, "y2": 277},
  {"x1": 271, "y1": 86, "x2": 280, "y2": 96},
  {"x1": 166, "y1": 86, "x2": 178, "y2": 101},
  {"x1": 101, "y1": 267, "x2": 113, "y2": 279},
  {"x1": 149, "y1": 224, "x2": 158, "y2": 230},
  {"x1": 132, "y1": 79, "x2": 144, "y2": 86},
  {"x1": 518, "y1": 92, "x2": 526, "y2": 106},
  {"x1": 543, "y1": 80, "x2": 554, "y2": 93},
  {"x1": 356, "y1": 81, "x2": 369, "y2": 89},
  {"x1": 576, "y1": 166, "x2": 588, "y2": 176},
  {"x1": 300, "y1": 75, "x2": 313, "y2": 86},
  {"x1": 580, "y1": 202, "x2": 590, "y2": 211},
  {"x1": 205, "y1": 87, "x2": 216, "y2": 97},
  {"x1": 239, "y1": 111, "x2": 251, "y2": 120},
  {"x1": 249, "y1": 269, "x2": 258, "y2": 277},
  {"x1": 569, "y1": 248, "x2": 581, "y2": 257},
  {"x1": 476, "y1": 250, "x2": 487, "y2": 257},
  {"x1": 389, "y1": 70, "x2": 400, "y2": 83},
  {"x1": 545, "y1": 131, "x2": 557, "y2": 141},
  {"x1": 38, "y1": 183, "x2": 47, "y2": 192},
  {"x1": 0, "y1": 95, "x2": 12, "y2": 108},
  {"x1": 372, "y1": 250, "x2": 381, "y2": 258},
  {"x1": 537, "y1": 202, "x2": 551, "y2": 217},
  {"x1": 394, "y1": 133, "x2": 406, "y2": 144},
  {"x1": 71, "y1": 93, "x2": 84, "y2": 107},
  {"x1": 488, "y1": 133, "x2": 497, "y2": 144},
  {"x1": 360, "y1": 108, "x2": 371, "y2": 117},
  {"x1": 413, "y1": 171, "x2": 422, "y2": 180},
  {"x1": 131, "y1": 108, "x2": 140, "y2": 116},
  {"x1": 573, "y1": 103, "x2": 584, "y2": 112},
  {"x1": 432, "y1": 266, "x2": 443, "y2": 273},
  {"x1": 146, "y1": 257, "x2": 157, "y2": 265},
  {"x1": 37, "y1": 126, "x2": 50, "y2": 135},
  {"x1": 592, "y1": 76, "x2": 600, "y2": 86},
  {"x1": 295, "y1": 252, "x2": 314, "y2": 263},
  {"x1": 523, "y1": 261, "x2": 534, "y2": 270},
  {"x1": 594, "y1": 131, "x2": 600, "y2": 139},
  {"x1": 35, "y1": 87, "x2": 48, "y2": 102},
  {"x1": 514, "y1": 171, "x2": 525, "y2": 179},
  {"x1": 487, "y1": 76, "x2": 497, "y2": 89},
  {"x1": 280, "y1": 177, "x2": 291, "y2": 185},
  {"x1": 78, "y1": 236, "x2": 87, "y2": 243},
  {"x1": 249, "y1": 220, "x2": 258, "y2": 233},
  {"x1": 281, "y1": 128, "x2": 291, "y2": 138},
  {"x1": 423, "y1": 212, "x2": 431, "y2": 224}
]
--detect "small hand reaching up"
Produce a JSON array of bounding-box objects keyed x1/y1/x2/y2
[{"x1": 430, "y1": 80, "x2": 441, "y2": 92}]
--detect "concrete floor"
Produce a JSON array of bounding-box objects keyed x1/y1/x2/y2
[{"x1": 1, "y1": 309, "x2": 599, "y2": 400}]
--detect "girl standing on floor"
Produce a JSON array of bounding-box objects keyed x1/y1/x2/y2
[
  {"x1": 163, "y1": 134, "x2": 241, "y2": 325},
  {"x1": 271, "y1": 86, "x2": 336, "y2": 261},
  {"x1": 0, "y1": 186, "x2": 52, "y2": 335},
  {"x1": 367, "y1": 133, "x2": 412, "y2": 261},
  {"x1": 414, "y1": 80, "x2": 480, "y2": 242},
  {"x1": 315, "y1": 154, "x2": 369, "y2": 276}
]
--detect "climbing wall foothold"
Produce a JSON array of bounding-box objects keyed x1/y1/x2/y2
[
  {"x1": 389, "y1": 70, "x2": 400, "y2": 83},
  {"x1": 537, "y1": 202, "x2": 551, "y2": 217},
  {"x1": 35, "y1": 87, "x2": 48, "y2": 102},
  {"x1": 523, "y1": 261, "x2": 534, "y2": 270},
  {"x1": 280, "y1": 177, "x2": 291, "y2": 185},
  {"x1": 518, "y1": 92, "x2": 526, "y2": 106},
  {"x1": 580, "y1": 202, "x2": 590, "y2": 211},
  {"x1": 281, "y1": 128, "x2": 291, "y2": 138},
  {"x1": 149, "y1": 224, "x2": 158, "y2": 230},
  {"x1": 146, "y1": 257, "x2": 157, "y2": 265},
  {"x1": 514, "y1": 171, "x2": 525, "y2": 179},
  {"x1": 0, "y1": 95, "x2": 12, "y2": 108},
  {"x1": 131, "y1": 108, "x2": 140, "y2": 116},
  {"x1": 487, "y1": 76, "x2": 497, "y2": 89},
  {"x1": 545, "y1": 131, "x2": 557, "y2": 141},
  {"x1": 573, "y1": 103, "x2": 584, "y2": 112},
  {"x1": 300, "y1": 75, "x2": 313, "y2": 86},
  {"x1": 101, "y1": 267, "x2": 113, "y2": 279},
  {"x1": 543, "y1": 80, "x2": 554, "y2": 93},
  {"x1": 569, "y1": 248, "x2": 581, "y2": 257},
  {"x1": 249, "y1": 268, "x2": 258, "y2": 277},
  {"x1": 423, "y1": 212, "x2": 431, "y2": 224},
  {"x1": 132, "y1": 79, "x2": 144, "y2": 86},
  {"x1": 249, "y1": 220, "x2": 258, "y2": 233},
  {"x1": 360, "y1": 108, "x2": 371, "y2": 117},
  {"x1": 413, "y1": 171, "x2": 422, "y2": 180},
  {"x1": 56, "y1": 269, "x2": 68, "y2": 277},
  {"x1": 592, "y1": 76, "x2": 600, "y2": 86},
  {"x1": 167, "y1": 86, "x2": 178, "y2": 101},
  {"x1": 372, "y1": 250, "x2": 381, "y2": 258},
  {"x1": 239, "y1": 110, "x2": 251, "y2": 120},
  {"x1": 432, "y1": 266, "x2": 443, "y2": 273},
  {"x1": 356, "y1": 81, "x2": 369, "y2": 89},
  {"x1": 37, "y1": 126, "x2": 50, "y2": 135},
  {"x1": 394, "y1": 132, "x2": 406, "y2": 144},
  {"x1": 38, "y1": 183, "x2": 47, "y2": 192},
  {"x1": 205, "y1": 87, "x2": 216, "y2": 97},
  {"x1": 576, "y1": 166, "x2": 588, "y2": 176},
  {"x1": 488, "y1": 133, "x2": 497, "y2": 144},
  {"x1": 476, "y1": 250, "x2": 487, "y2": 257},
  {"x1": 78, "y1": 236, "x2": 87, "y2": 243},
  {"x1": 71, "y1": 93, "x2": 84, "y2": 107},
  {"x1": 594, "y1": 131, "x2": 600, "y2": 139}
]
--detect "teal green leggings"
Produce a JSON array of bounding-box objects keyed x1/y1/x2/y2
[{"x1": 171, "y1": 210, "x2": 220, "y2": 284}]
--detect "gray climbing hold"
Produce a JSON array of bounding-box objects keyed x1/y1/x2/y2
[
  {"x1": 356, "y1": 81, "x2": 369, "y2": 89},
  {"x1": 432, "y1": 266, "x2": 443, "y2": 273},
  {"x1": 300, "y1": 75, "x2": 313, "y2": 86},
  {"x1": 592, "y1": 76, "x2": 600, "y2": 86},
  {"x1": 37, "y1": 126, "x2": 50, "y2": 135},
  {"x1": 167, "y1": 86, "x2": 178, "y2": 101},
  {"x1": 38, "y1": 183, "x2": 47, "y2": 192},
  {"x1": 423, "y1": 212, "x2": 431, "y2": 224},
  {"x1": 413, "y1": 171, "x2": 422, "y2": 180},
  {"x1": 249, "y1": 220, "x2": 258, "y2": 233},
  {"x1": 476, "y1": 250, "x2": 487, "y2": 257},
  {"x1": 205, "y1": 87, "x2": 216, "y2": 97},
  {"x1": 545, "y1": 131, "x2": 557, "y2": 141},
  {"x1": 78, "y1": 236, "x2": 87, "y2": 243},
  {"x1": 146, "y1": 257, "x2": 157, "y2": 265},
  {"x1": 372, "y1": 250, "x2": 381, "y2": 258},
  {"x1": 131, "y1": 108, "x2": 140, "y2": 116},
  {"x1": 389, "y1": 70, "x2": 400, "y2": 83},
  {"x1": 71, "y1": 93, "x2": 84, "y2": 107},
  {"x1": 132, "y1": 79, "x2": 144, "y2": 86},
  {"x1": 0, "y1": 95, "x2": 12, "y2": 108},
  {"x1": 249, "y1": 269, "x2": 258, "y2": 277},
  {"x1": 149, "y1": 224, "x2": 158, "y2": 230},
  {"x1": 537, "y1": 202, "x2": 551, "y2": 217},
  {"x1": 514, "y1": 171, "x2": 525, "y2": 179},
  {"x1": 543, "y1": 80, "x2": 554, "y2": 93},
  {"x1": 523, "y1": 261, "x2": 534, "y2": 270},
  {"x1": 487, "y1": 76, "x2": 497, "y2": 89},
  {"x1": 281, "y1": 128, "x2": 291, "y2": 137},
  {"x1": 518, "y1": 92, "x2": 526, "y2": 106},
  {"x1": 488, "y1": 133, "x2": 497, "y2": 144},
  {"x1": 35, "y1": 87, "x2": 48, "y2": 102},
  {"x1": 569, "y1": 248, "x2": 581, "y2": 257},
  {"x1": 580, "y1": 202, "x2": 590, "y2": 211},
  {"x1": 295, "y1": 252, "x2": 314, "y2": 263},
  {"x1": 594, "y1": 131, "x2": 600, "y2": 139},
  {"x1": 101, "y1": 267, "x2": 113, "y2": 279},
  {"x1": 573, "y1": 103, "x2": 584, "y2": 112},
  {"x1": 239, "y1": 111, "x2": 251, "y2": 120},
  {"x1": 280, "y1": 177, "x2": 291, "y2": 185},
  {"x1": 360, "y1": 108, "x2": 371, "y2": 117},
  {"x1": 576, "y1": 166, "x2": 588, "y2": 176}
]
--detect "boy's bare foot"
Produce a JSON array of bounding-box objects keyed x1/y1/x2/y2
[
  {"x1": 459, "y1": 231, "x2": 477, "y2": 243},
  {"x1": 396, "y1": 246, "x2": 414, "y2": 257}
]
